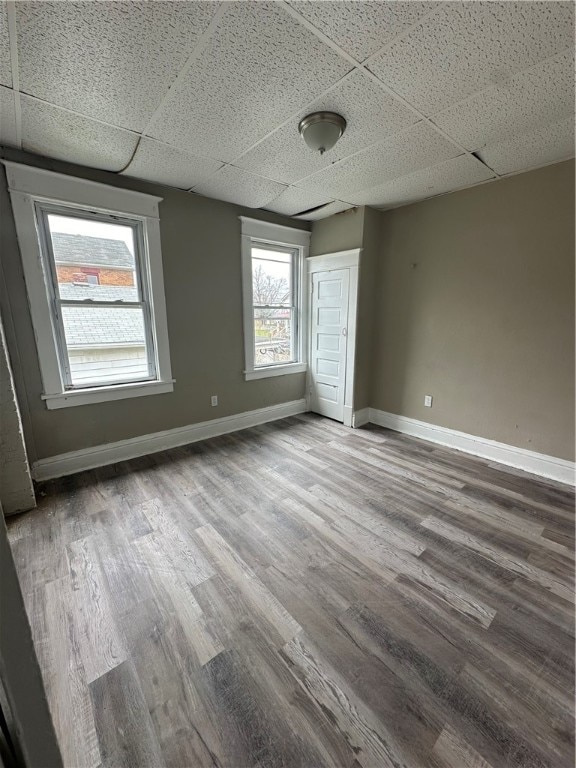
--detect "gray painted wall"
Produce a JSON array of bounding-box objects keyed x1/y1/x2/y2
[
  {"x1": 309, "y1": 206, "x2": 363, "y2": 256},
  {"x1": 371, "y1": 160, "x2": 575, "y2": 461},
  {"x1": 0, "y1": 149, "x2": 309, "y2": 462},
  {"x1": 353, "y1": 206, "x2": 379, "y2": 413},
  {"x1": 308, "y1": 205, "x2": 378, "y2": 413},
  {"x1": 0, "y1": 315, "x2": 35, "y2": 514}
]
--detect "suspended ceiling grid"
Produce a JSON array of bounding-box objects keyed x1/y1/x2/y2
[{"x1": 0, "y1": 1, "x2": 573, "y2": 218}]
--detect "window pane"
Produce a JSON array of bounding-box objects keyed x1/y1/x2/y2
[
  {"x1": 252, "y1": 247, "x2": 291, "y2": 307},
  {"x1": 254, "y1": 307, "x2": 294, "y2": 366},
  {"x1": 47, "y1": 214, "x2": 139, "y2": 301},
  {"x1": 61, "y1": 305, "x2": 151, "y2": 386}
]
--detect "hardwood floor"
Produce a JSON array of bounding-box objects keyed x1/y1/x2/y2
[{"x1": 7, "y1": 414, "x2": 575, "y2": 768}]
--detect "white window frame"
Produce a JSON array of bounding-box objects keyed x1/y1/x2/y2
[
  {"x1": 3, "y1": 161, "x2": 174, "y2": 409},
  {"x1": 240, "y1": 217, "x2": 310, "y2": 381}
]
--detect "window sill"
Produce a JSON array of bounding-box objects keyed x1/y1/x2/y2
[
  {"x1": 42, "y1": 379, "x2": 174, "y2": 409},
  {"x1": 244, "y1": 363, "x2": 307, "y2": 381}
]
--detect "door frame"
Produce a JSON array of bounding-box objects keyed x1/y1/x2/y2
[{"x1": 306, "y1": 248, "x2": 361, "y2": 427}]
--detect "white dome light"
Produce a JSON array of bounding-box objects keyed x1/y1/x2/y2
[{"x1": 298, "y1": 112, "x2": 347, "y2": 155}]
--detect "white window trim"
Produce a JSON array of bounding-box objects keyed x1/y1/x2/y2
[
  {"x1": 3, "y1": 161, "x2": 174, "y2": 409},
  {"x1": 240, "y1": 216, "x2": 310, "y2": 381}
]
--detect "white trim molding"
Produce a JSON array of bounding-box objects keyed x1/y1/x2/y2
[
  {"x1": 41, "y1": 379, "x2": 175, "y2": 410},
  {"x1": 244, "y1": 362, "x2": 307, "y2": 381},
  {"x1": 32, "y1": 399, "x2": 307, "y2": 481},
  {"x1": 240, "y1": 216, "x2": 310, "y2": 382},
  {"x1": 352, "y1": 408, "x2": 370, "y2": 428},
  {"x1": 368, "y1": 409, "x2": 575, "y2": 486},
  {"x1": 4, "y1": 161, "x2": 173, "y2": 408},
  {"x1": 239, "y1": 216, "x2": 311, "y2": 247},
  {"x1": 2, "y1": 161, "x2": 162, "y2": 217},
  {"x1": 307, "y1": 248, "x2": 361, "y2": 272}
]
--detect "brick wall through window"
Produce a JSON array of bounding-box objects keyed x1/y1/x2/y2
[{"x1": 56, "y1": 265, "x2": 134, "y2": 286}]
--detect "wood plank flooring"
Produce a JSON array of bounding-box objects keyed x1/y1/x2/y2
[{"x1": 7, "y1": 414, "x2": 575, "y2": 768}]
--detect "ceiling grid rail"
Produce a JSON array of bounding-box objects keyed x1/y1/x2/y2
[{"x1": 120, "y1": 1, "x2": 228, "y2": 175}]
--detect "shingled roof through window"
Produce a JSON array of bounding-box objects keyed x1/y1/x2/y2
[
  {"x1": 62, "y1": 305, "x2": 146, "y2": 347},
  {"x1": 51, "y1": 233, "x2": 135, "y2": 269},
  {"x1": 60, "y1": 284, "x2": 144, "y2": 347}
]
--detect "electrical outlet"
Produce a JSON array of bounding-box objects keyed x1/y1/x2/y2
[
  {"x1": 424, "y1": 395, "x2": 433, "y2": 407},
  {"x1": 211, "y1": 395, "x2": 218, "y2": 407}
]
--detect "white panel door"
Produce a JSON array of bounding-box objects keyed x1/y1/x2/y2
[{"x1": 310, "y1": 269, "x2": 350, "y2": 422}]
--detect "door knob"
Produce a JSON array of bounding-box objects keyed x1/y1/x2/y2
[{"x1": 342, "y1": 327, "x2": 347, "y2": 336}]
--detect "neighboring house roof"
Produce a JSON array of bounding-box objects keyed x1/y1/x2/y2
[
  {"x1": 59, "y1": 284, "x2": 138, "y2": 302},
  {"x1": 60, "y1": 284, "x2": 144, "y2": 347},
  {"x1": 63, "y1": 306, "x2": 145, "y2": 347},
  {"x1": 52, "y1": 233, "x2": 134, "y2": 269}
]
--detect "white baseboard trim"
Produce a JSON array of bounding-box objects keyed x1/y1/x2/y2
[
  {"x1": 369, "y1": 408, "x2": 575, "y2": 486},
  {"x1": 32, "y1": 399, "x2": 308, "y2": 481},
  {"x1": 352, "y1": 408, "x2": 370, "y2": 428},
  {"x1": 31, "y1": 400, "x2": 574, "y2": 486},
  {"x1": 343, "y1": 405, "x2": 354, "y2": 428}
]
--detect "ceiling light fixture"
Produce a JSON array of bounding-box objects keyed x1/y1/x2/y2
[{"x1": 298, "y1": 112, "x2": 346, "y2": 155}]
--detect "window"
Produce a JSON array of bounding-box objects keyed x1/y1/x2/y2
[
  {"x1": 253, "y1": 245, "x2": 296, "y2": 367},
  {"x1": 4, "y1": 162, "x2": 173, "y2": 409},
  {"x1": 73, "y1": 268, "x2": 100, "y2": 286},
  {"x1": 38, "y1": 207, "x2": 154, "y2": 389},
  {"x1": 240, "y1": 217, "x2": 310, "y2": 380}
]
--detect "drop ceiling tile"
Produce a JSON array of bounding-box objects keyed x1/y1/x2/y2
[
  {"x1": 236, "y1": 70, "x2": 418, "y2": 184},
  {"x1": 265, "y1": 187, "x2": 333, "y2": 217},
  {"x1": 478, "y1": 116, "x2": 575, "y2": 176},
  {"x1": 16, "y1": 1, "x2": 219, "y2": 131},
  {"x1": 432, "y1": 50, "x2": 575, "y2": 151},
  {"x1": 296, "y1": 200, "x2": 354, "y2": 221},
  {"x1": 368, "y1": 1, "x2": 575, "y2": 115},
  {"x1": 347, "y1": 155, "x2": 495, "y2": 210},
  {"x1": 191, "y1": 165, "x2": 286, "y2": 209},
  {"x1": 0, "y1": 86, "x2": 17, "y2": 146},
  {"x1": 287, "y1": 1, "x2": 437, "y2": 62},
  {"x1": 122, "y1": 138, "x2": 223, "y2": 190},
  {"x1": 300, "y1": 121, "x2": 460, "y2": 198},
  {"x1": 20, "y1": 96, "x2": 139, "y2": 172},
  {"x1": 147, "y1": 1, "x2": 352, "y2": 163},
  {"x1": 0, "y1": 2, "x2": 12, "y2": 87}
]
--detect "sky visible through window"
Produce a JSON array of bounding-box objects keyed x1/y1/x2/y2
[
  {"x1": 252, "y1": 247, "x2": 291, "y2": 281},
  {"x1": 48, "y1": 214, "x2": 135, "y2": 256}
]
